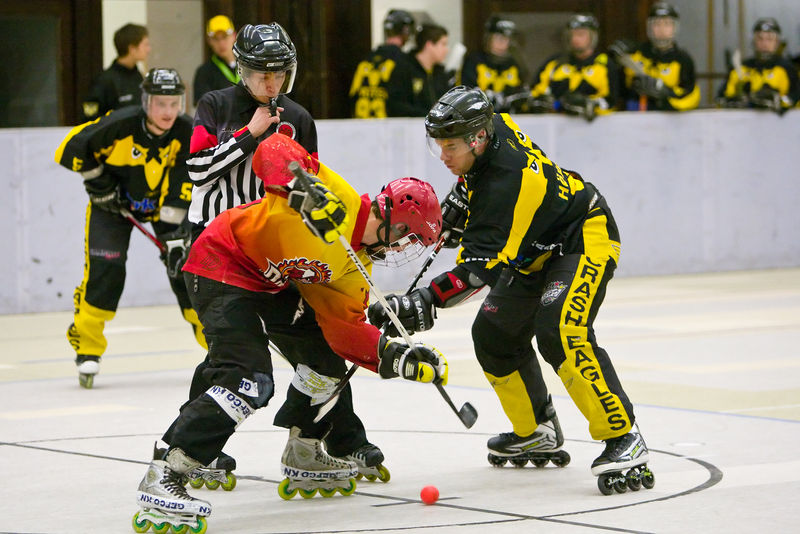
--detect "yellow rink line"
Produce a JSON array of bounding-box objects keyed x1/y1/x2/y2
[{"x1": 0, "y1": 404, "x2": 138, "y2": 420}]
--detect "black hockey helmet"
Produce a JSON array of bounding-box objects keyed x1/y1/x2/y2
[
  {"x1": 384, "y1": 9, "x2": 414, "y2": 37},
  {"x1": 485, "y1": 16, "x2": 516, "y2": 37},
  {"x1": 233, "y1": 23, "x2": 297, "y2": 95},
  {"x1": 141, "y1": 68, "x2": 185, "y2": 95},
  {"x1": 649, "y1": 2, "x2": 679, "y2": 19},
  {"x1": 567, "y1": 13, "x2": 599, "y2": 31},
  {"x1": 753, "y1": 17, "x2": 781, "y2": 34},
  {"x1": 425, "y1": 86, "x2": 494, "y2": 159}
]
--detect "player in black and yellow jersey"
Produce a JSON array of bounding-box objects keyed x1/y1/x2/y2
[
  {"x1": 717, "y1": 17, "x2": 799, "y2": 114},
  {"x1": 55, "y1": 68, "x2": 205, "y2": 388},
  {"x1": 459, "y1": 16, "x2": 527, "y2": 112},
  {"x1": 614, "y1": 2, "x2": 700, "y2": 111},
  {"x1": 348, "y1": 9, "x2": 414, "y2": 118},
  {"x1": 528, "y1": 13, "x2": 618, "y2": 120},
  {"x1": 369, "y1": 87, "x2": 654, "y2": 494}
]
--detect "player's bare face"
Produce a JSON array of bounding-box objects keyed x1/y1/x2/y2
[
  {"x1": 131, "y1": 37, "x2": 151, "y2": 62},
  {"x1": 488, "y1": 34, "x2": 510, "y2": 57},
  {"x1": 435, "y1": 138, "x2": 476, "y2": 176},
  {"x1": 208, "y1": 32, "x2": 235, "y2": 60},
  {"x1": 650, "y1": 18, "x2": 675, "y2": 42},
  {"x1": 244, "y1": 70, "x2": 286, "y2": 103},
  {"x1": 569, "y1": 29, "x2": 593, "y2": 56},
  {"x1": 431, "y1": 36, "x2": 450, "y2": 65},
  {"x1": 754, "y1": 31, "x2": 779, "y2": 55},
  {"x1": 146, "y1": 95, "x2": 182, "y2": 134}
]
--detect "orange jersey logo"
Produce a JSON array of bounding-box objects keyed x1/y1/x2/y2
[{"x1": 261, "y1": 257, "x2": 332, "y2": 286}]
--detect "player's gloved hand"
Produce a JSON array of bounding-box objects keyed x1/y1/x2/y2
[
  {"x1": 368, "y1": 288, "x2": 436, "y2": 336},
  {"x1": 159, "y1": 225, "x2": 191, "y2": 279},
  {"x1": 84, "y1": 175, "x2": 124, "y2": 214},
  {"x1": 608, "y1": 39, "x2": 635, "y2": 59},
  {"x1": 560, "y1": 92, "x2": 598, "y2": 121},
  {"x1": 377, "y1": 335, "x2": 448, "y2": 385},
  {"x1": 440, "y1": 182, "x2": 469, "y2": 248},
  {"x1": 717, "y1": 96, "x2": 749, "y2": 109},
  {"x1": 750, "y1": 87, "x2": 786, "y2": 115},
  {"x1": 287, "y1": 175, "x2": 348, "y2": 244},
  {"x1": 632, "y1": 75, "x2": 669, "y2": 100}
]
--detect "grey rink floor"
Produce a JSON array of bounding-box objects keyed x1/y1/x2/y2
[{"x1": 1, "y1": 268, "x2": 799, "y2": 534}]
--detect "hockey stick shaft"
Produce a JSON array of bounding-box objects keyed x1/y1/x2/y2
[
  {"x1": 120, "y1": 208, "x2": 166, "y2": 253},
  {"x1": 406, "y1": 233, "x2": 446, "y2": 294}
]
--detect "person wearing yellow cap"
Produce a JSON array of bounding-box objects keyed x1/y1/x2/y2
[{"x1": 193, "y1": 15, "x2": 240, "y2": 105}]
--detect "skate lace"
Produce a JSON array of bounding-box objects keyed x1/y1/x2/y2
[
  {"x1": 605, "y1": 433, "x2": 634, "y2": 456},
  {"x1": 162, "y1": 470, "x2": 193, "y2": 499}
]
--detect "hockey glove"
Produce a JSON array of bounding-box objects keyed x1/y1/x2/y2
[
  {"x1": 632, "y1": 75, "x2": 670, "y2": 100},
  {"x1": 440, "y1": 182, "x2": 469, "y2": 248},
  {"x1": 377, "y1": 335, "x2": 448, "y2": 385},
  {"x1": 751, "y1": 87, "x2": 787, "y2": 115},
  {"x1": 84, "y1": 175, "x2": 124, "y2": 215},
  {"x1": 159, "y1": 226, "x2": 191, "y2": 279},
  {"x1": 560, "y1": 92, "x2": 598, "y2": 122},
  {"x1": 287, "y1": 175, "x2": 348, "y2": 244},
  {"x1": 368, "y1": 288, "x2": 436, "y2": 337},
  {"x1": 608, "y1": 39, "x2": 635, "y2": 59}
]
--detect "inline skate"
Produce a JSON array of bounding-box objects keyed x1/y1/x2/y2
[
  {"x1": 278, "y1": 427, "x2": 358, "y2": 500},
  {"x1": 592, "y1": 426, "x2": 655, "y2": 495}
]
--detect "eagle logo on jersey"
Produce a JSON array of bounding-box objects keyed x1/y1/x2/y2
[{"x1": 262, "y1": 257, "x2": 332, "y2": 285}]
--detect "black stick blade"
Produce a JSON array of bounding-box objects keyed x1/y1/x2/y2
[{"x1": 458, "y1": 402, "x2": 478, "y2": 429}]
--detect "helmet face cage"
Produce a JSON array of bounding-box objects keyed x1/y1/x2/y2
[
  {"x1": 752, "y1": 18, "x2": 781, "y2": 59},
  {"x1": 370, "y1": 178, "x2": 442, "y2": 265},
  {"x1": 485, "y1": 16, "x2": 516, "y2": 37},
  {"x1": 141, "y1": 68, "x2": 185, "y2": 115},
  {"x1": 233, "y1": 23, "x2": 298, "y2": 96}
]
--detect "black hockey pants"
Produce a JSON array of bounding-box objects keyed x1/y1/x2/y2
[{"x1": 163, "y1": 273, "x2": 367, "y2": 465}]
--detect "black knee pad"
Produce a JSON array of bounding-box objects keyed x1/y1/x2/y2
[{"x1": 238, "y1": 372, "x2": 274, "y2": 409}]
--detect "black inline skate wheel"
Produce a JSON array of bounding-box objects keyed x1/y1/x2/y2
[
  {"x1": 626, "y1": 473, "x2": 642, "y2": 491},
  {"x1": 613, "y1": 478, "x2": 628, "y2": 493},
  {"x1": 510, "y1": 457, "x2": 529, "y2": 468},
  {"x1": 531, "y1": 457, "x2": 548, "y2": 468},
  {"x1": 487, "y1": 454, "x2": 508, "y2": 467},
  {"x1": 641, "y1": 470, "x2": 655, "y2": 489},
  {"x1": 597, "y1": 474, "x2": 614, "y2": 495},
  {"x1": 550, "y1": 450, "x2": 571, "y2": 467}
]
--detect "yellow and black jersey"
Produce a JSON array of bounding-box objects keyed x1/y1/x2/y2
[
  {"x1": 459, "y1": 51, "x2": 525, "y2": 109},
  {"x1": 349, "y1": 44, "x2": 409, "y2": 118},
  {"x1": 81, "y1": 61, "x2": 144, "y2": 121},
  {"x1": 620, "y1": 41, "x2": 700, "y2": 111},
  {"x1": 456, "y1": 113, "x2": 616, "y2": 286},
  {"x1": 718, "y1": 55, "x2": 800, "y2": 109},
  {"x1": 530, "y1": 51, "x2": 619, "y2": 111},
  {"x1": 54, "y1": 106, "x2": 193, "y2": 221}
]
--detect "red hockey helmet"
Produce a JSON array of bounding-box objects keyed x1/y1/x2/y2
[{"x1": 375, "y1": 177, "x2": 442, "y2": 247}]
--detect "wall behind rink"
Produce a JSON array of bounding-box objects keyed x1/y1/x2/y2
[{"x1": 2, "y1": 110, "x2": 798, "y2": 314}]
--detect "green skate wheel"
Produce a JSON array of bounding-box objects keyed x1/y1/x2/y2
[
  {"x1": 277, "y1": 478, "x2": 298, "y2": 500},
  {"x1": 365, "y1": 473, "x2": 378, "y2": 481},
  {"x1": 221, "y1": 473, "x2": 236, "y2": 491},
  {"x1": 204, "y1": 479, "x2": 220, "y2": 490},
  {"x1": 132, "y1": 512, "x2": 150, "y2": 533},
  {"x1": 597, "y1": 474, "x2": 614, "y2": 495},
  {"x1": 189, "y1": 478, "x2": 204, "y2": 489},
  {"x1": 641, "y1": 470, "x2": 655, "y2": 489},
  {"x1": 338, "y1": 478, "x2": 357, "y2": 496},
  {"x1": 152, "y1": 522, "x2": 171, "y2": 534},
  {"x1": 319, "y1": 487, "x2": 337, "y2": 498},
  {"x1": 355, "y1": 472, "x2": 364, "y2": 480},
  {"x1": 189, "y1": 517, "x2": 208, "y2": 534},
  {"x1": 377, "y1": 464, "x2": 391, "y2": 483},
  {"x1": 79, "y1": 373, "x2": 94, "y2": 389},
  {"x1": 299, "y1": 488, "x2": 317, "y2": 499},
  {"x1": 171, "y1": 525, "x2": 189, "y2": 534}
]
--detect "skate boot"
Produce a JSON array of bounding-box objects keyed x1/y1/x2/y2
[
  {"x1": 487, "y1": 397, "x2": 571, "y2": 468},
  {"x1": 278, "y1": 427, "x2": 359, "y2": 500},
  {"x1": 186, "y1": 451, "x2": 237, "y2": 491},
  {"x1": 343, "y1": 442, "x2": 390, "y2": 483},
  {"x1": 592, "y1": 425, "x2": 654, "y2": 495},
  {"x1": 76, "y1": 354, "x2": 99, "y2": 389},
  {"x1": 133, "y1": 447, "x2": 212, "y2": 533}
]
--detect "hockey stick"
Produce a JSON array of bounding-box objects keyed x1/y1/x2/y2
[
  {"x1": 120, "y1": 207, "x2": 167, "y2": 253},
  {"x1": 406, "y1": 232, "x2": 446, "y2": 293},
  {"x1": 290, "y1": 162, "x2": 477, "y2": 428}
]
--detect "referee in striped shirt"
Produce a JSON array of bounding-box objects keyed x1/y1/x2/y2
[{"x1": 187, "y1": 22, "x2": 317, "y2": 239}]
